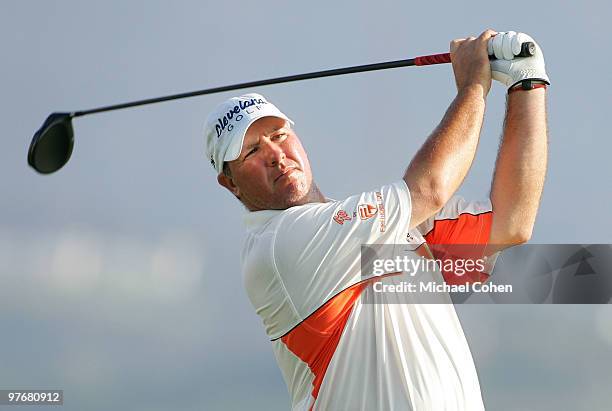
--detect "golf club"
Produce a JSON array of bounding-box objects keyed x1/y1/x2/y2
[{"x1": 27, "y1": 42, "x2": 535, "y2": 175}]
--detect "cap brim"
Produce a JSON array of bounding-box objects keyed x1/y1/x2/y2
[{"x1": 222, "y1": 114, "x2": 293, "y2": 166}]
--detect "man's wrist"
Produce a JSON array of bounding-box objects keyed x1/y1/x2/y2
[
  {"x1": 506, "y1": 85, "x2": 546, "y2": 105},
  {"x1": 508, "y1": 79, "x2": 549, "y2": 94},
  {"x1": 457, "y1": 83, "x2": 488, "y2": 102}
]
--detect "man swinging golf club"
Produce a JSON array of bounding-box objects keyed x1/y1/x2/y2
[{"x1": 205, "y1": 29, "x2": 548, "y2": 410}]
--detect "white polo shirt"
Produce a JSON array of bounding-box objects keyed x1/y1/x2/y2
[{"x1": 241, "y1": 180, "x2": 494, "y2": 411}]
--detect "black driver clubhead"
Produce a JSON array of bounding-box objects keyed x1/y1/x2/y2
[{"x1": 27, "y1": 112, "x2": 74, "y2": 174}]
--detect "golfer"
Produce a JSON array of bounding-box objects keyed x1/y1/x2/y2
[{"x1": 205, "y1": 29, "x2": 548, "y2": 410}]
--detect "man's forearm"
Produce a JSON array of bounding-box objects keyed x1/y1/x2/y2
[
  {"x1": 489, "y1": 88, "x2": 547, "y2": 244},
  {"x1": 405, "y1": 86, "x2": 486, "y2": 228}
]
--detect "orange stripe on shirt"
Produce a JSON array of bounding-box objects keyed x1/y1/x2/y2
[
  {"x1": 424, "y1": 212, "x2": 493, "y2": 284},
  {"x1": 280, "y1": 281, "x2": 370, "y2": 410}
]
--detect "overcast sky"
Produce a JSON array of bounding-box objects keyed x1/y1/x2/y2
[{"x1": 2, "y1": 1, "x2": 611, "y2": 410}]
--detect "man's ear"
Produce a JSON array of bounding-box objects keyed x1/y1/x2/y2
[{"x1": 217, "y1": 173, "x2": 240, "y2": 199}]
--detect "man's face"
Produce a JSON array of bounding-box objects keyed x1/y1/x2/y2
[{"x1": 218, "y1": 116, "x2": 315, "y2": 211}]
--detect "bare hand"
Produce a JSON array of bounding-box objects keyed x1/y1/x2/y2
[{"x1": 450, "y1": 29, "x2": 497, "y2": 97}]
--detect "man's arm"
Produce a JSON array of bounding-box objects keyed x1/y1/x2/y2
[
  {"x1": 485, "y1": 32, "x2": 550, "y2": 248},
  {"x1": 488, "y1": 88, "x2": 547, "y2": 247},
  {"x1": 404, "y1": 29, "x2": 496, "y2": 229}
]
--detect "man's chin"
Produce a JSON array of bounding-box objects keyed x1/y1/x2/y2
[{"x1": 277, "y1": 179, "x2": 311, "y2": 208}]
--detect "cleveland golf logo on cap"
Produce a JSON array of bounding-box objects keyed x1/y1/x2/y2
[
  {"x1": 203, "y1": 92, "x2": 292, "y2": 175},
  {"x1": 215, "y1": 97, "x2": 269, "y2": 138}
]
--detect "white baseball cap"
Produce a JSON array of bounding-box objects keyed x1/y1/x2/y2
[{"x1": 204, "y1": 93, "x2": 294, "y2": 174}]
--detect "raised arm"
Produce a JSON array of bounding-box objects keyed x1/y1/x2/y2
[
  {"x1": 489, "y1": 89, "x2": 547, "y2": 246},
  {"x1": 405, "y1": 29, "x2": 496, "y2": 229},
  {"x1": 486, "y1": 32, "x2": 550, "y2": 247}
]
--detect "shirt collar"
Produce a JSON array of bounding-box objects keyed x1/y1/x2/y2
[
  {"x1": 243, "y1": 199, "x2": 334, "y2": 229},
  {"x1": 243, "y1": 209, "x2": 284, "y2": 229}
]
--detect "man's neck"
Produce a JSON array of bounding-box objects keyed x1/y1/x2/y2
[
  {"x1": 307, "y1": 183, "x2": 327, "y2": 205},
  {"x1": 245, "y1": 184, "x2": 327, "y2": 212}
]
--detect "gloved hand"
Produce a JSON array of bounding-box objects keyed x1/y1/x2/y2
[{"x1": 488, "y1": 31, "x2": 550, "y2": 89}]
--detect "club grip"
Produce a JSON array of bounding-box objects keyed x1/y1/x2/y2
[
  {"x1": 518, "y1": 41, "x2": 536, "y2": 57},
  {"x1": 415, "y1": 41, "x2": 536, "y2": 66},
  {"x1": 489, "y1": 41, "x2": 536, "y2": 59}
]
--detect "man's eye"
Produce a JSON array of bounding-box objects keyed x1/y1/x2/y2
[
  {"x1": 272, "y1": 133, "x2": 287, "y2": 141},
  {"x1": 245, "y1": 147, "x2": 258, "y2": 158}
]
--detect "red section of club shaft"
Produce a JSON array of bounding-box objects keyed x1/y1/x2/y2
[{"x1": 414, "y1": 53, "x2": 452, "y2": 66}]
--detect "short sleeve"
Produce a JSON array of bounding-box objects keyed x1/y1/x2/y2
[
  {"x1": 272, "y1": 181, "x2": 411, "y2": 321},
  {"x1": 417, "y1": 196, "x2": 497, "y2": 284}
]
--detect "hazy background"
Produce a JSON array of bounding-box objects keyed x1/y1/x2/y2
[{"x1": 2, "y1": 1, "x2": 611, "y2": 410}]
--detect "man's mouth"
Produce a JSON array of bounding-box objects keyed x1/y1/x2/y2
[{"x1": 274, "y1": 167, "x2": 297, "y2": 183}]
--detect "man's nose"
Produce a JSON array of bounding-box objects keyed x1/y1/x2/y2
[{"x1": 261, "y1": 140, "x2": 285, "y2": 166}]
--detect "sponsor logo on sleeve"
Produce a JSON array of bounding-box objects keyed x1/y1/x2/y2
[
  {"x1": 358, "y1": 203, "x2": 378, "y2": 220},
  {"x1": 333, "y1": 196, "x2": 385, "y2": 228},
  {"x1": 405, "y1": 231, "x2": 425, "y2": 248},
  {"x1": 375, "y1": 192, "x2": 386, "y2": 232},
  {"x1": 333, "y1": 210, "x2": 352, "y2": 225}
]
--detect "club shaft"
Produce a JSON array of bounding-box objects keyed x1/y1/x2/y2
[
  {"x1": 72, "y1": 57, "x2": 444, "y2": 117},
  {"x1": 69, "y1": 42, "x2": 534, "y2": 118}
]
